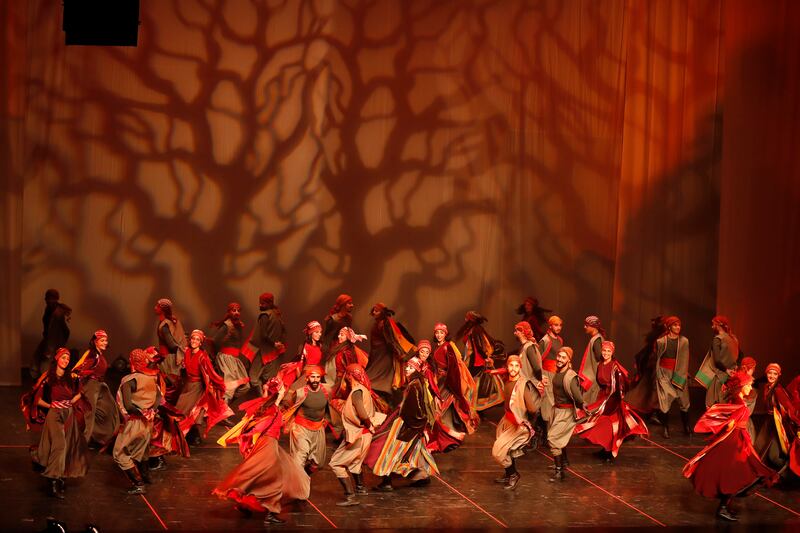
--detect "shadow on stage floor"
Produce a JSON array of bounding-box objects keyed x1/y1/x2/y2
[{"x1": 2, "y1": 383, "x2": 799, "y2": 532}]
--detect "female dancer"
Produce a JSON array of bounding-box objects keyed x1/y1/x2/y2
[
  {"x1": 683, "y1": 371, "x2": 777, "y2": 521},
  {"x1": 71, "y1": 329, "x2": 120, "y2": 447},
  {"x1": 213, "y1": 378, "x2": 310, "y2": 525},
  {"x1": 575, "y1": 341, "x2": 648, "y2": 463}
]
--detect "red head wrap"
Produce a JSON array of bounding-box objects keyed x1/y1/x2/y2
[
  {"x1": 433, "y1": 322, "x2": 448, "y2": 335},
  {"x1": 190, "y1": 329, "x2": 205, "y2": 341},
  {"x1": 506, "y1": 354, "x2": 522, "y2": 366},
  {"x1": 712, "y1": 315, "x2": 731, "y2": 332},
  {"x1": 417, "y1": 340, "x2": 432, "y2": 353},
  {"x1": 548, "y1": 315, "x2": 563, "y2": 326},
  {"x1": 259, "y1": 292, "x2": 274, "y2": 306},
  {"x1": 304, "y1": 365, "x2": 324, "y2": 377},
  {"x1": 344, "y1": 363, "x2": 372, "y2": 389},
  {"x1": 94, "y1": 330, "x2": 108, "y2": 340},
  {"x1": 766, "y1": 363, "x2": 782, "y2": 375},
  {"x1": 739, "y1": 357, "x2": 757, "y2": 372},
  {"x1": 584, "y1": 315, "x2": 602, "y2": 328},
  {"x1": 55, "y1": 347, "x2": 71, "y2": 361},
  {"x1": 663, "y1": 316, "x2": 681, "y2": 328},
  {"x1": 514, "y1": 321, "x2": 534, "y2": 340},
  {"x1": 304, "y1": 321, "x2": 322, "y2": 335},
  {"x1": 601, "y1": 340, "x2": 615, "y2": 353}
]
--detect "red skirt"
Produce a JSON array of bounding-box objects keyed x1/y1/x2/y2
[
  {"x1": 576, "y1": 395, "x2": 648, "y2": 456},
  {"x1": 213, "y1": 437, "x2": 310, "y2": 513},
  {"x1": 687, "y1": 427, "x2": 777, "y2": 498}
]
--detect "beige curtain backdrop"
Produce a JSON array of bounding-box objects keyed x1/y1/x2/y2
[{"x1": 1, "y1": 0, "x2": 798, "y2": 385}]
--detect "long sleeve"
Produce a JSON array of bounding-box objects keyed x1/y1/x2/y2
[
  {"x1": 592, "y1": 337, "x2": 603, "y2": 362},
  {"x1": 212, "y1": 324, "x2": 228, "y2": 350},
  {"x1": 523, "y1": 382, "x2": 539, "y2": 414},
  {"x1": 121, "y1": 379, "x2": 137, "y2": 411},
  {"x1": 160, "y1": 323, "x2": 181, "y2": 352},
  {"x1": 525, "y1": 344, "x2": 543, "y2": 380}
]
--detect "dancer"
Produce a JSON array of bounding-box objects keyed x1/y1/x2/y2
[
  {"x1": 683, "y1": 371, "x2": 777, "y2": 522},
  {"x1": 577, "y1": 316, "x2": 606, "y2": 405},
  {"x1": 283, "y1": 365, "x2": 331, "y2": 475},
  {"x1": 753, "y1": 363, "x2": 800, "y2": 474},
  {"x1": 21, "y1": 347, "x2": 88, "y2": 499},
  {"x1": 428, "y1": 322, "x2": 477, "y2": 453},
  {"x1": 175, "y1": 330, "x2": 233, "y2": 445},
  {"x1": 114, "y1": 348, "x2": 162, "y2": 495},
  {"x1": 71, "y1": 329, "x2": 120, "y2": 447},
  {"x1": 625, "y1": 316, "x2": 667, "y2": 419},
  {"x1": 735, "y1": 357, "x2": 758, "y2": 442},
  {"x1": 329, "y1": 364, "x2": 387, "y2": 506},
  {"x1": 154, "y1": 298, "x2": 186, "y2": 404},
  {"x1": 491, "y1": 355, "x2": 542, "y2": 490},
  {"x1": 652, "y1": 316, "x2": 691, "y2": 438},
  {"x1": 538, "y1": 316, "x2": 564, "y2": 373},
  {"x1": 214, "y1": 378, "x2": 310, "y2": 526},
  {"x1": 513, "y1": 321, "x2": 543, "y2": 381},
  {"x1": 543, "y1": 347, "x2": 586, "y2": 482},
  {"x1": 145, "y1": 346, "x2": 189, "y2": 469},
  {"x1": 575, "y1": 341, "x2": 648, "y2": 462},
  {"x1": 211, "y1": 302, "x2": 251, "y2": 403},
  {"x1": 515, "y1": 296, "x2": 551, "y2": 340},
  {"x1": 245, "y1": 293, "x2": 286, "y2": 390},
  {"x1": 31, "y1": 289, "x2": 71, "y2": 377},
  {"x1": 322, "y1": 294, "x2": 354, "y2": 355},
  {"x1": 367, "y1": 303, "x2": 415, "y2": 397},
  {"x1": 695, "y1": 315, "x2": 740, "y2": 408},
  {"x1": 368, "y1": 347, "x2": 439, "y2": 491},
  {"x1": 330, "y1": 327, "x2": 369, "y2": 387},
  {"x1": 282, "y1": 321, "x2": 325, "y2": 389},
  {"x1": 456, "y1": 311, "x2": 505, "y2": 412}
]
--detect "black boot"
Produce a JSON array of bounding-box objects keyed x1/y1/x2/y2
[
  {"x1": 148, "y1": 455, "x2": 166, "y2": 471},
  {"x1": 263, "y1": 511, "x2": 285, "y2": 525},
  {"x1": 335, "y1": 476, "x2": 360, "y2": 506},
  {"x1": 604, "y1": 450, "x2": 615, "y2": 464},
  {"x1": 495, "y1": 465, "x2": 514, "y2": 483},
  {"x1": 660, "y1": 411, "x2": 670, "y2": 439},
  {"x1": 123, "y1": 465, "x2": 146, "y2": 495},
  {"x1": 136, "y1": 461, "x2": 152, "y2": 484},
  {"x1": 377, "y1": 475, "x2": 393, "y2": 492},
  {"x1": 352, "y1": 473, "x2": 368, "y2": 494},
  {"x1": 57, "y1": 478, "x2": 66, "y2": 497},
  {"x1": 549, "y1": 455, "x2": 564, "y2": 482},
  {"x1": 680, "y1": 411, "x2": 691, "y2": 435},
  {"x1": 504, "y1": 460, "x2": 520, "y2": 490},
  {"x1": 717, "y1": 497, "x2": 738, "y2": 522},
  {"x1": 48, "y1": 478, "x2": 64, "y2": 499},
  {"x1": 187, "y1": 426, "x2": 202, "y2": 446},
  {"x1": 562, "y1": 448, "x2": 570, "y2": 467}
]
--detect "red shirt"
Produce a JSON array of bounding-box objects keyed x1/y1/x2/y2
[{"x1": 304, "y1": 344, "x2": 322, "y2": 366}]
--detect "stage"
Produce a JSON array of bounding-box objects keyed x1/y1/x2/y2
[{"x1": 2, "y1": 385, "x2": 799, "y2": 532}]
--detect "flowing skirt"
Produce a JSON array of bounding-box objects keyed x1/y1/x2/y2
[
  {"x1": 32, "y1": 407, "x2": 89, "y2": 479},
  {"x1": 213, "y1": 437, "x2": 310, "y2": 513}
]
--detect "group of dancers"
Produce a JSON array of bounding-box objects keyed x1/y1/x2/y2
[{"x1": 21, "y1": 290, "x2": 800, "y2": 525}]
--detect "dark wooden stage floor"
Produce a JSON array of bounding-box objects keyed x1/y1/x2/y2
[{"x1": 2, "y1": 385, "x2": 800, "y2": 532}]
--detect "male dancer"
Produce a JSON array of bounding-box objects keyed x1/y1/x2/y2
[
  {"x1": 543, "y1": 347, "x2": 586, "y2": 481},
  {"x1": 284, "y1": 365, "x2": 330, "y2": 475},
  {"x1": 695, "y1": 315, "x2": 739, "y2": 408},
  {"x1": 32, "y1": 289, "x2": 71, "y2": 376},
  {"x1": 513, "y1": 322, "x2": 543, "y2": 381},
  {"x1": 492, "y1": 355, "x2": 542, "y2": 490},
  {"x1": 322, "y1": 294, "x2": 354, "y2": 353},
  {"x1": 245, "y1": 293, "x2": 287, "y2": 389},
  {"x1": 538, "y1": 316, "x2": 564, "y2": 373},
  {"x1": 154, "y1": 298, "x2": 186, "y2": 404},
  {"x1": 212, "y1": 302, "x2": 250, "y2": 403},
  {"x1": 114, "y1": 348, "x2": 161, "y2": 494},
  {"x1": 329, "y1": 364, "x2": 386, "y2": 506},
  {"x1": 653, "y1": 316, "x2": 691, "y2": 437},
  {"x1": 578, "y1": 316, "x2": 606, "y2": 405}
]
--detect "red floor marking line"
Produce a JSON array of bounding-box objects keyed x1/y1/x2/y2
[
  {"x1": 641, "y1": 437, "x2": 690, "y2": 461},
  {"x1": 139, "y1": 494, "x2": 168, "y2": 530},
  {"x1": 644, "y1": 437, "x2": 800, "y2": 518},
  {"x1": 0, "y1": 445, "x2": 29, "y2": 448},
  {"x1": 755, "y1": 492, "x2": 800, "y2": 518},
  {"x1": 433, "y1": 474, "x2": 508, "y2": 529},
  {"x1": 307, "y1": 499, "x2": 338, "y2": 528},
  {"x1": 535, "y1": 450, "x2": 666, "y2": 527}
]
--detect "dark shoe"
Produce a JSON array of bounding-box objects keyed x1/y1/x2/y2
[
  {"x1": 48, "y1": 479, "x2": 64, "y2": 499},
  {"x1": 376, "y1": 476, "x2": 393, "y2": 492},
  {"x1": 717, "y1": 505, "x2": 738, "y2": 522},
  {"x1": 235, "y1": 504, "x2": 252, "y2": 518},
  {"x1": 549, "y1": 456, "x2": 564, "y2": 482},
  {"x1": 604, "y1": 451, "x2": 615, "y2": 464},
  {"x1": 659, "y1": 412, "x2": 670, "y2": 439},
  {"x1": 124, "y1": 466, "x2": 146, "y2": 495},
  {"x1": 504, "y1": 472, "x2": 520, "y2": 490},
  {"x1": 148, "y1": 456, "x2": 167, "y2": 471},
  {"x1": 135, "y1": 461, "x2": 152, "y2": 484},
  {"x1": 495, "y1": 465, "x2": 514, "y2": 483},
  {"x1": 352, "y1": 473, "x2": 368, "y2": 494},
  {"x1": 335, "y1": 477, "x2": 360, "y2": 506},
  {"x1": 562, "y1": 449, "x2": 570, "y2": 467},
  {"x1": 681, "y1": 411, "x2": 692, "y2": 435},
  {"x1": 263, "y1": 512, "x2": 285, "y2": 525},
  {"x1": 410, "y1": 477, "x2": 431, "y2": 487}
]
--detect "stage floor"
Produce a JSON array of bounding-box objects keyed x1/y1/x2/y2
[{"x1": 2, "y1": 385, "x2": 799, "y2": 532}]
